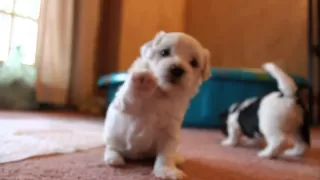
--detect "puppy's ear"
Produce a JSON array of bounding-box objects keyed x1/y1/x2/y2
[
  {"x1": 140, "y1": 31, "x2": 166, "y2": 58},
  {"x1": 201, "y1": 48, "x2": 211, "y2": 81},
  {"x1": 140, "y1": 40, "x2": 153, "y2": 58},
  {"x1": 152, "y1": 31, "x2": 166, "y2": 48}
]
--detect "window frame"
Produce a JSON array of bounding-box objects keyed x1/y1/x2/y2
[{"x1": 0, "y1": 0, "x2": 41, "y2": 65}]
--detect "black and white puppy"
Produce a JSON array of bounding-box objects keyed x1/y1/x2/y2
[{"x1": 219, "y1": 62, "x2": 310, "y2": 159}]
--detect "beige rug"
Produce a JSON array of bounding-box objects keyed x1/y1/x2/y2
[{"x1": 0, "y1": 115, "x2": 104, "y2": 164}]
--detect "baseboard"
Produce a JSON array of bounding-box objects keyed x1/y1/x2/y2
[{"x1": 37, "y1": 103, "x2": 76, "y2": 111}]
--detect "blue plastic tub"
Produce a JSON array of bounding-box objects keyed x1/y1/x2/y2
[{"x1": 98, "y1": 68, "x2": 311, "y2": 128}]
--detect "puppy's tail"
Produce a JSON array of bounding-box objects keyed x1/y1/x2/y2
[{"x1": 262, "y1": 62, "x2": 297, "y2": 97}]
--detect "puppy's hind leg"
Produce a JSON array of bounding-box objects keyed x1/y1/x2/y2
[
  {"x1": 257, "y1": 131, "x2": 285, "y2": 159},
  {"x1": 220, "y1": 113, "x2": 241, "y2": 147},
  {"x1": 283, "y1": 132, "x2": 309, "y2": 157},
  {"x1": 284, "y1": 116, "x2": 310, "y2": 157},
  {"x1": 283, "y1": 137, "x2": 307, "y2": 157}
]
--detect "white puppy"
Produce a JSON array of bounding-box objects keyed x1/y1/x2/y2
[
  {"x1": 103, "y1": 31, "x2": 211, "y2": 179},
  {"x1": 219, "y1": 62, "x2": 311, "y2": 159}
]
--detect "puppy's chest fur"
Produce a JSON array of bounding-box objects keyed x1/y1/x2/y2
[{"x1": 105, "y1": 90, "x2": 189, "y2": 159}]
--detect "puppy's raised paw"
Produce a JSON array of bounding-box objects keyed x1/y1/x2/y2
[
  {"x1": 131, "y1": 71, "x2": 157, "y2": 93},
  {"x1": 153, "y1": 167, "x2": 186, "y2": 180}
]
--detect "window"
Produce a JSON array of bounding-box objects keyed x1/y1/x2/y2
[{"x1": 0, "y1": 0, "x2": 41, "y2": 65}]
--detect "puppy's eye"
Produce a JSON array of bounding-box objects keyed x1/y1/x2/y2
[
  {"x1": 160, "y1": 48, "x2": 171, "y2": 57},
  {"x1": 190, "y1": 58, "x2": 198, "y2": 68}
]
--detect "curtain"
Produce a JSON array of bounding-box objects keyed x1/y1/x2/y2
[{"x1": 35, "y1": 0, "x2": 103, "y2": 113}]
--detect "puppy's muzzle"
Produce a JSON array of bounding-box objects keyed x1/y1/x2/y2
[
  {"x1": 170, "y1": 64, "x2": 185, "y2": 78},
  {"x1": 168, "y1": 64, "x2": 185, "y2": 84}
]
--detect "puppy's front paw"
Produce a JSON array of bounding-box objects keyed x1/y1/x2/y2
[
  {"x1": 175, "y1": 153, "x2": 185, "y2": 165},
  {"x1": 153, "y1": 167, "x2": 186, "y2": 180},
  {"x1": 220, "y1": 139, "x2": 237, "y2": 147},
  {"x1": 104, "y1": 150, "x2": 125, "y2": 166},
  {"x1": 131, "y1": 71, "x2": 157, "y2": 92}
]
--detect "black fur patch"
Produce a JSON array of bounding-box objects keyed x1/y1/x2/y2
[
  {"x1": 219, "y1": 98, "x2": 262, "y2": 138},
  {"x1": 237, "y1": 98, "x2": 262, "y2": 138}
]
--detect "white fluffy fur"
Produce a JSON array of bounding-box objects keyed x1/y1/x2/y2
[
  {"x1": 221, "y1": 62, "x2": 308, "y2": 159},
  {"x1": 103, "y1": 31, "x2": 211, "y2": 179},
  {"x1": 263, "y1": 63, "x2": 297, "y2": 97}
]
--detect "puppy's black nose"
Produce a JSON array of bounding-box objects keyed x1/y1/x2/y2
[{"x1": 170, "y1": 65, "x2": 185, "y2": 78}]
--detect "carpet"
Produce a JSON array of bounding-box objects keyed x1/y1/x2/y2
[
  {"x1": 0, "y1": 112, "x2": 320, "y2": 180},
  {"x1": 0, "y1": 118, "x2": 319, "y2": 180},
  {"x1": 0, "y1": 111, "x2": 105, "y2": 164}
]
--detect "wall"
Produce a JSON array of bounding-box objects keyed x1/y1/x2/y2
[
  {"x1": 186, "y1": 0, "x2": 309, "y2": 77},
  {"x1": 96, "y1": 0, "x2": 319, "y2": 121},
  {"x1": 97, "y1": 0, "x2": 315, "y2": 78},
  {"x1": 96, "y1": 0, "x2": 186, "y2": 74}
]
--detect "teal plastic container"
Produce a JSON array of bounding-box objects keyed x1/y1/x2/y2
[{"x1": 98, "y1": 68, "x2": 311, "y2": 128}]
